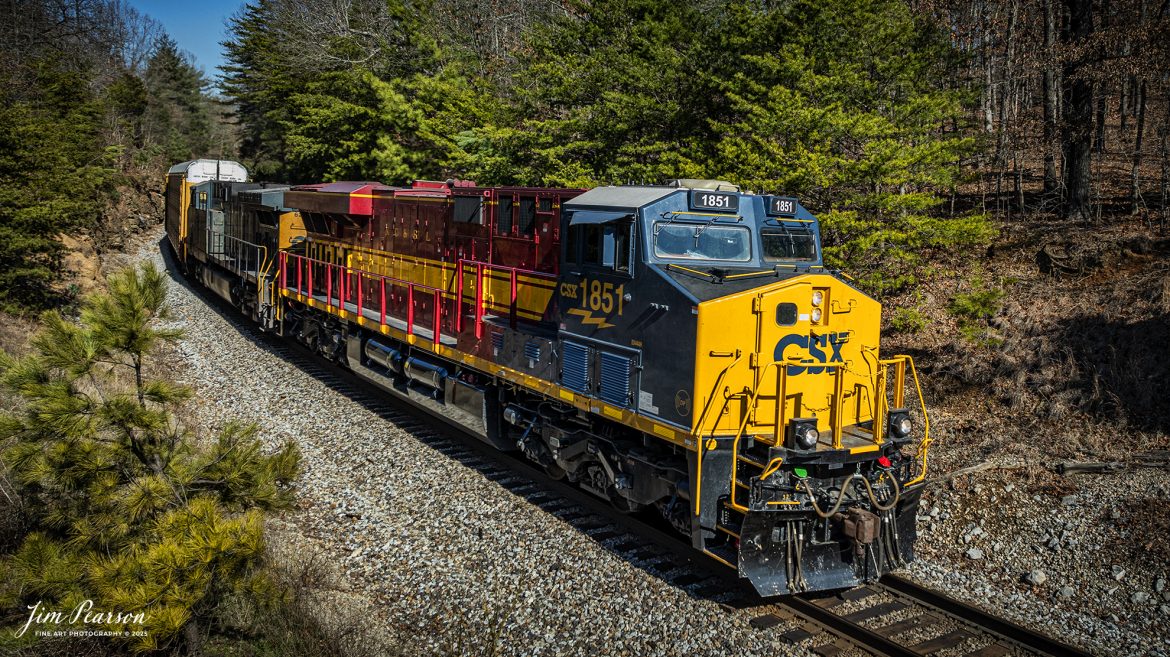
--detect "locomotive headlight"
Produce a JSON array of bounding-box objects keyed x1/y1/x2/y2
[
  {"x1": 811, "y1": 290, "x2": 824, "y2": 306},
  {"x1": 810, "y1": 308, "x2": 823, "y2": 323},
  {"x1": 790, "y1": 418, "x2": 820, "y2": 451},
  {"x1": 888, "y1": 409, "x2": 913, "y2": 438}
]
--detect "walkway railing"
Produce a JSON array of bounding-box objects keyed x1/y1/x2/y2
[{"x1": 277, "y1": 251, "x2": 557, "y2": 346}]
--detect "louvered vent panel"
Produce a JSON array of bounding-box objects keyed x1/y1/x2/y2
[
  {"x1": 491, "y1": 331, "x2": 504, "y2": 353},
  {"x1": 524, "y1": 340, "x2": 542, "y2": 361},
  {"x1": 598, "y1": 352, "x2": 632, "y2": 407},
  {"x1": 561, "y1": 341, "x2": 590, "y2": 393}
]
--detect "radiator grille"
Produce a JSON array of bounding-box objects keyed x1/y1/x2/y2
[
  {"x1": 561, "y1": 342, "x2": 590, "y2": 393},
  {"x1": 598, "y1": 352, "x2": 632, "y2": 407}
]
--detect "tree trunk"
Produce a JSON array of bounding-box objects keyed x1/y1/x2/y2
[
  {"x1": 1160, "y1": 116, "x2": 1168, "y2": 227},
  {"x1": 1130, "y1": 79, "x2": 1147, "y2": 214},
  {"x1": 1094, "y1": 90, "x2": 1107, "y2": 153},
  {"x1": 1042, "y1": 0, "x2": 1060, "y2": 196},
  {"x1": 1061, "y1": 0, "x2": 1094, "y2": 221},
  {"x1": 1015, "y1": 152, "x2": 1025, "y2": 211}
]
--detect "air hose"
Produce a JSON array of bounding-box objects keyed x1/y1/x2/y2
[{"x1": 800, "y1": 471, "x2": 902, "y2": 518}]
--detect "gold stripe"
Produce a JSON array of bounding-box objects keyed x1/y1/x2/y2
[
  {"x1": 848, "y1": 444, "x2": 879, "y2": 454},
  {"x1": 286, "y1": 291, "x2": 695, "y2": 451},
  {"x1": 314, "y1": 239, "x2": 557, "y2": 290}
]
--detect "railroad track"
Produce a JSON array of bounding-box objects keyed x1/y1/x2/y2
[
  {"x1": 167, "y1": 247, "x2": 1096, "y2": 657},
  {"x1": 742, "y1": 573, "x2": 1096, "y2": 657}
]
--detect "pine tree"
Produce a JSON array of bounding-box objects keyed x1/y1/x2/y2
[
  {"x1": 0, "y1": 61, "x2": 116, "y2": 313},
  {"x1": 497, "y1": 0, "x2": 713, "y2": 186},
  {"x1": 143, "y1": 36, "x2": 213, "y2": 163},
  {"x1": 708, "y1": 0, "x2": 994, "y2": 292},
  {"x1": 0, "y1": 263, "x2": 299, "y2": 652}
]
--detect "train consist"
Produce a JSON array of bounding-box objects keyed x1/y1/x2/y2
[{"x1": 165, "y1": 158, "x2": 931, "y2": 596}]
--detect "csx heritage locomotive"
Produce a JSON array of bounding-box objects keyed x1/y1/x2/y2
[{"x1": 165, "y1": 159, "x2": 931, "y2": 596}]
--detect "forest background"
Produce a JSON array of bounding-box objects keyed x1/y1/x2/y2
[{"x1": 4, "y1": 0, "x2": 1169, "y2": 308}]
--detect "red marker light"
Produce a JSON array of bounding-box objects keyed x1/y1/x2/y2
[{"x1": 877, "y1": 456, "x2": 892, "y2": 468}]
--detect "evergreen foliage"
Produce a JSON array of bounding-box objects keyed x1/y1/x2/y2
[
  {"x1": 707, "y1": 0, "x2": 996, "y2": 291},
  {"x1": 0, "y1": 61, "x2": 117, "y2": 313},
  {"x1": 0, "y1": 263, "x2": 300, "y2": 652},
  {"x1": 143, "y1": 36, "x2": 214, "y2": 164},
  {"x1": 221, "y1": 0, "x2": 993, "y2": 293},
  {"x1": 0, "y1": 2, "x2": 233, "y2": 314}
]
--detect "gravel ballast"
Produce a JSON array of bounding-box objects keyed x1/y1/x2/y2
[{"x1": 136, "y1": 235, "x2": 1166, "y2": 657}]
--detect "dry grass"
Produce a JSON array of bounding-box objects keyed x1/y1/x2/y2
[{"x1": 884, "y1": 214, "x2": 1170, "y2": 472}]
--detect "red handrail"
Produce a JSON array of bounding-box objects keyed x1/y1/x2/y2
[
  {"x1": 280, "y1": 252, "x2": 554, "y2": 347},
  {"x1": 282, "y1": 252, "x2": 451, "y2": 347}
]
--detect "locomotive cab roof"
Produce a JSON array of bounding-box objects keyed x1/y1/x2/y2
[
  {"x1": 167, "y1": 159, "x2": 248, "y2": 183},
  {"x1": 563, "y1": 186, "x2": 676, "y2": 211}
]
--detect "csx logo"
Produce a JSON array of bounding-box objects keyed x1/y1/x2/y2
[{"x1": 774, "y1": 333, "x2": 846, "y2": 375}]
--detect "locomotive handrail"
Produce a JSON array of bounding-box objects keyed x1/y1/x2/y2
[
  {"x1": 207, "y1": 231, "x2": 269, "y2": 295},
  {"x1": 279, "y1": 251, "x2": 448, "y2": 346},
  {"x1": 693, "y1": 353, "x2": 744, "y2": 517},
  {"x1": 455, "y1": 258, "x2": 556, "y2": 336},
  {"x1": 727, "y1": 360, "x2": 785, "y2": 513},
  {"x1": 885, "y1": 355, "x2": 930, "y2": 487}
]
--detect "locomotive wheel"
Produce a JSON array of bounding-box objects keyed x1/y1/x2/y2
[
  {"x1": 585, "y1": 463, "x2": 637, "y2": 513},
  {"x1": 657, "y1": 497, "x2": 691, "y2": 536}
]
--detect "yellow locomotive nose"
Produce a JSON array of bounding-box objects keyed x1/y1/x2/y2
[{"x1": 691, "y1": 272, "x2": 883, "y2": 450}]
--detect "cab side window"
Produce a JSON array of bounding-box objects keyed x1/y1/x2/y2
[{"x1": 566, "y1": 221, "x2": 633, "y2": 275}]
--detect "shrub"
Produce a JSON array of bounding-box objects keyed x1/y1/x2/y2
[
  {"x1": 0, "y1": 263, "x2": 299, "y2": 653},
  {"x1": 947, "y1": 278, "x2": 1006, "y2": 345},
  {"x1": 889, "y1": 307, "x2": 928, "y2": 334}
]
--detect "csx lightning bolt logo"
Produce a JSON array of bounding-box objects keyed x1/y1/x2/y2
[{"x1": 774, "y1": 332, "x2": 846, "y2": 375}]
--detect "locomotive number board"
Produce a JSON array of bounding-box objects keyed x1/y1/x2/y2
[
  {"x1": 767, "y1": 196, "x2": 799, "y2": 217},
  {"x1": 690, "y1": 190, "x2": 739, "y2": 212}
]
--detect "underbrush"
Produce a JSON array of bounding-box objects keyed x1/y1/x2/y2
[{"x1": 883, "y1": 216, "x2": 1170, "y2": 462}]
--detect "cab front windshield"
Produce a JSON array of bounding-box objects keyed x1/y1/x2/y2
[
  {"x1": 653, "y1": 223, "x2": 751, "y2": 262},
  {"x1": 761, "y1": 227, "x2": 817, "y2": 262}
]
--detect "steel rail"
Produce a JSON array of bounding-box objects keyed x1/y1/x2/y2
[
  {"x1": 776, "y1": 595, "x2": 922, "y2": 657},
  {"x1": 879, "y1": 575, "x2": 1094, "y2": 657}
]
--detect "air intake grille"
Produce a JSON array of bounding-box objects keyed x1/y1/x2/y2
[
  {"x1": 561, "y1": 342, "x2": 590, "y2": 393},
  {"x1": 524, "y1": 340, "x2": 542, "y2": 361},
  {"x1": 598, "y1": 352, "x2": 632, "y2": 407}
]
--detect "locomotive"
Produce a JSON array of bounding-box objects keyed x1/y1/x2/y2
[{"x1": 165, "y1": 159, "x2": 931, "y2": 596}]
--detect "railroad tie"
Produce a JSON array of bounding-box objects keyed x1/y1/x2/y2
[
  {"x1": 911, "y1": 628, "x2": 975, "y2": 654},
  {"x1": 962, "y1": 643, "x2": 1011, "y2": 657},
  {"x1": 875, "y1": 613, "x2": 941, "y2": 637},
  {"x1": 841, "y1": 587, "x2": 879, "y2": 602},
  {"x1": 748, "y1": 613, "x2": 784, "y2": 630},
  {"x1": 842, "y1": 600, "x2": 907, "y2": 623},
  {"x1": 779, "y1": 625, "x2": 817, "y2": 643}
]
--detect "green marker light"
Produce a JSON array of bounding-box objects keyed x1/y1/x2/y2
[{"x1": 794, "y1": 467, "x2": 808, "y2": 478}]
